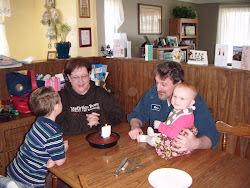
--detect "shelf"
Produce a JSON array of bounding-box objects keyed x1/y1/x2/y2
[
  {"x1": 139, "y1": 46, "x2": 190, "y2": 61},
  {"x1": 181, "y1": 36, "x2": 198, "y2": 39},
  {"x1": 169, "y1": 18, "x2": 198, "y2": 50}
]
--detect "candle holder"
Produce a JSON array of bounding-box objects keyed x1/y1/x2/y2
[{"x1": 86, "y1": 132, "x2": 120, "y2": 149}]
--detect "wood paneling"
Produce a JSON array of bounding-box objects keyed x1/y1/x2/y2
[
  {"x1": 0, "y1": 114, "x2": 36, "y2": 175},
  {"x1": 1, "y1": 58, "x2": 249, "y2": 125},
  {"x1": 0, "y1": 57, "x2": 249, "y2": 176},
  {"x1": 100, "y1": 59, "x2": 249, "y2": 127}
]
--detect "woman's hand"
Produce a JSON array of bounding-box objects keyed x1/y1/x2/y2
[{"x1": 86, "y1": 112, "x2": 100, "y2": 127}]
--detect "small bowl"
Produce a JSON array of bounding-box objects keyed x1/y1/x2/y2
[{"x1": 86, "y1": 131, "x2": 120, "y2": 149}]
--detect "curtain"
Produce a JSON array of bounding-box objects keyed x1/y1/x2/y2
[
  {"x1": 0, "y1": 0, "x2": 11, "y2": 56},
  {"x1": 0, "y1": 0, "x2": 11, "y2": 16},
  {"x1": 217, "y1": 6, "x2": 250, "y2": 46},
  {"x1": 104, "y1": 0, "x2": 124, "y2": 48}
]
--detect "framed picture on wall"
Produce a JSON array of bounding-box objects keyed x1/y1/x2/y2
[
  {"x1": 79, "y1": 0, "x2": 90, "y2": 18},
  {"x1": 138, "y1": 4, "x2": 162, "y2": 35},
  {"x1": 79, "y1": 28, "x2": 92, "y2": 47}
]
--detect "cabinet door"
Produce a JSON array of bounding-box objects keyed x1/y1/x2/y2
[
  {"x1": 4, "y1": 124, "x2": 32, "y2": 151},
  {"x1": 8, "y1": 150, "x2": 18, "y2": 165},
  {"x1": 0, "y1": 152, "x2": 7, "y2": 176}
]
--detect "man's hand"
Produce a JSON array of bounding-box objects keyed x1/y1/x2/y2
[
  {"x1": 172, "y1": 128, "x2": 199, "y2": 152},
  {"x1": 86, "y1": 112, "x2": 100, "y2": 127},
  {"x1": 47, "y1": 159, "x2": 56, "y2": 168},
  {"x1": 128, "y1": 127, "x2": 143, "y2": 142},
  {"x1": 154, "y1": 120, "x2": 161, "y2": 129},
  {"x1": 128, "y1": 118, "x2": 143, "y2": 142}
]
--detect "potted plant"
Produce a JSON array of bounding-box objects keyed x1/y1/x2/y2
[
  {"x1": 54, "y1": 19, "x2": 71, "y2": 59},
  {"x1": 173, "y1": 6, "x2": 197, "y2": 19}
]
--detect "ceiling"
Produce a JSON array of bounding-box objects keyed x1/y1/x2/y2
[{"x1": 178, "y1": 0, "x2": 250, "y2": 4}]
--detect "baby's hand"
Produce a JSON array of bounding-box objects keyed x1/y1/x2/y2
[
  {"x1": 64, "y1": 140, "x2": 69, "y2": 152},
  {"x1": 47, "y1": 159, "x2": 56, "y2": 168},
  {"x1": 154, "y1": 120, "x2": 161, "y2": 129}
]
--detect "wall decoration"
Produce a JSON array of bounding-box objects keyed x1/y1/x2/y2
[
  {"x1": 47, "y1": 51, "x2": 57, "y2": 60},
  {"x1": 167, "y1": 36, "x2": 178, "y2": 47},
  {"x1": 79, "y1": 0, "x2": 90, "y2": 18},
  {"x1": 187, "y1": 50, "x2": 208, "y2": 65},
  {"x1": 241, "y1": 46, "x2": 250, "y2": 70},
  {"x1": 45, "y1": 0, "x2": 55, "y2": 9},
  {"x1": 79, "y1": 28, "x2": 92, "y2": 47},
  {"x1": 214, "y1": 44, "x2": 229, "y2": 67},
  {"x1": 138, "y1": 4, "x2": 162, "y2": 35}
]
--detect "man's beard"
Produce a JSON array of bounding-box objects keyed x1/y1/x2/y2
[{"x1": 158, "y1": 92, "x2": 169, "y2": 101}]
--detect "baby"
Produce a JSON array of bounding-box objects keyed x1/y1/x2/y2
[{"x1": 140, "y1": 83, "x2": 198, "y2": 160}]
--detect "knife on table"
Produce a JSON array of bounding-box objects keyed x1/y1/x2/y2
[{"x1": 114, "y1": 157, "x2": 128, "y2": 176}]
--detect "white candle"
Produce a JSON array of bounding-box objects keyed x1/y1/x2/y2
[{"x1": 101, "y1": 124, "x2": 111, "y2": 138}]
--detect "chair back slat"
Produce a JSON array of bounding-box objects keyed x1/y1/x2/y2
[{"x1": 215, "y1": 121, "x2": 250, "y2": 159}]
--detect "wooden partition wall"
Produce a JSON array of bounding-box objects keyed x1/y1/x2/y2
[
  {"x1": 0, "y1": 57, "x2": 249, "y2": 127},
  {"x1": 90, "y1": 57, "x2": 249, "y2": 127},
  {"x1": 0, "y1": 57, "x2": 248, "y2": 175}
]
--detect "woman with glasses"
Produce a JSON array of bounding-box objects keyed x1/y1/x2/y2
[{"x1": 56, "y1": 57, "x2": 123, "y2": 135}]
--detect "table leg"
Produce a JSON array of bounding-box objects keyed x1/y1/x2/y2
[{"x1": 52, "y1": 174, "x2": 58, "y2": 188}]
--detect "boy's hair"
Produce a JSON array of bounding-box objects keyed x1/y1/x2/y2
[
  {"x1": 63, "y1": 57, "x2": 91, "y2": 77},
  {"x1": 176, "y1": 83, "x2": 198, "y2": 99},
  {"x1": 29, "y1": 86, "x2": 61, "y2": 117},
  {"x1": 153, "y1": 61, "x2": 184, "y2": 84}
]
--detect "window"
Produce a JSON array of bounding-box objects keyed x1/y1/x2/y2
[
  {"x1": 104, "y1": 0, "x2": 124, "y2": 48},
  {"x1": 0, "y1": 0, "x2": 11, "y2": 56},
  {"x1": 216, "y1": 6, "x2": 250, "y2": 46}
]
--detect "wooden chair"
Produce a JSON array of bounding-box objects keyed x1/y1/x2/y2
[{"x1": 215, "y1": 121, "x2": 250, "y2": 159}]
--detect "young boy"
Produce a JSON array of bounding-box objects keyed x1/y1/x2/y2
[{"x1": 6, "y1": 86, "x2": 69, "y2": 187}]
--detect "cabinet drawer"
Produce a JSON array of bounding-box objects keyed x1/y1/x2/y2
[{"x1": 4, "y1": 124, "x2": 32, "y2": 150}]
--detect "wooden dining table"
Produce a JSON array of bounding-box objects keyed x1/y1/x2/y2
[{"x1": 49, "y1": 122, "x2": 250, "y2": 188}]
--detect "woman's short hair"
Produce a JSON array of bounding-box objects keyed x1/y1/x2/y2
[
  {"x1": 29, "y1": 87, "x2": 60, "y2": 117},
  {"x1": 153, "y1": 61, "x2": 184, "y2": 84},
  {"x1": 63, "y1": 57, "x2": 92, "y2": 77}
]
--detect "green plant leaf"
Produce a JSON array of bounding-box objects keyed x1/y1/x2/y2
[{"x1": 172, "y1": 6, "x2": 196, "y2": 19}]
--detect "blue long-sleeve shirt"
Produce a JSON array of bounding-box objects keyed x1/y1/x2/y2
[{"x1": 127, "y1": 85, "x2": 219, "y2": 148}]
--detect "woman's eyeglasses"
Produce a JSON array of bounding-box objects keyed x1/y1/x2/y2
[{"x1": 70, "y1": 74, "x2": 89, "y2": 81}]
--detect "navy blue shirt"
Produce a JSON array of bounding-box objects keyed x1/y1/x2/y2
[{"x1": 127, "y1": 85, "x2": 219, "y2": 148}]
